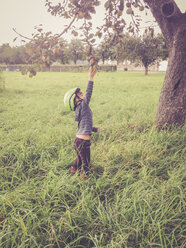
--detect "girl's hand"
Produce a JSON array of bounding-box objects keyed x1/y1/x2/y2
[{"x1": 97, "y1": 127, "x2": 101, "y2": 133}]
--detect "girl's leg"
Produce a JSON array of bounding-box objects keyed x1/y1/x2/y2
[
  {"x1": 71, "y1": 138, "x2": 82, "y2": 175},
  {"x1": 80, "y1": 140, "x2": 91, "y2": 176},
  {"x1": 71, "y1": 156, "x2": 81, "y2": 175},
  {"x1": 71, "y1": 138, "x2": 91, "y2": 177}
]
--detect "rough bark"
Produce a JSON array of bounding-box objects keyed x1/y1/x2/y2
[{"x1": 144, "y1": 0, "x2": 186, "y2": 128}]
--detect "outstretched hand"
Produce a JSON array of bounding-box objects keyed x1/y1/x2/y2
[
  {"x1": 97, "y1": 127, "x2": 101, "y2": 133},
  {"x1": 89, "y1": 66, "x2": 97, "y2": 81}
]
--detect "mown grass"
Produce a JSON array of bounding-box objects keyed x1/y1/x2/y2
[{"x1": 0, "y1": 71, "x2": 185, "y2": 248}]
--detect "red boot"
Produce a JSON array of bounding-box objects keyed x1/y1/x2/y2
[{"x1": 71, "y1": 168, "x2": 77, "y2": 176}]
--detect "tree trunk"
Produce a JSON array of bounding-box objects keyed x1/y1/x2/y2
[
  {"x1": 155, "y1": 28, "x2": 186, "y2": 128},
  {"x1": 144, "y1": 0, "x2": 186, "y2": 128},
  {"x1": 145, "y1": 66, "x2": 148, "y2": 75}
]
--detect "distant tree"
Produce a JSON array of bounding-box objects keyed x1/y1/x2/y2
[
  {"x1": 10, "y1": 46, "x2": 28, "y2": 64},
  {"x1": 121, "y1": 33, "x2": 167, "y2": 75},
  {"x1": 0, "y1": 44, "x2": 28, "y2": 64},
  {"x1": 96, "y1": 37, "x2": 112, "y2": 64},
  {"x1": 156, "y1": 33, "x2": 169, "y2": 61},
  {"x1": 68, "y1": 39, "x2": 84, "y2": 64},
  {"x1": 50, "y1": 38, "x2": 69, "y2": 64},
  {"x1": 108, "y1": 35, "x2": 136, "y2": 68},
  {"x1": 57, "y1": 39, "x2": 69, "y2": 64},
  {"x1": 109, "y1": 46, "x2": 123, "y2": 65},
  {"x1": 0, "y1": 44, "x2": 12, "y2": 64}
]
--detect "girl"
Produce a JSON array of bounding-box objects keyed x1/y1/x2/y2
[{"x1": 64, "y1": 67, "x2": 100, "y2": 179}]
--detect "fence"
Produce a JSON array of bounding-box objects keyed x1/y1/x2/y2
[{"x1": 0, "y1": 64, "x2": 117, "y2": 73}]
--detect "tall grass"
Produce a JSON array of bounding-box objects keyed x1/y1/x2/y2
[{"x1": 0, "y1": 71, "x2": 185, "y2": 247}]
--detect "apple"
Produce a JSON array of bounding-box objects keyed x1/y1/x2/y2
[
  {"x1": 139, "y1": 6, "x2": 144, "y2": 11},
  {"x1": 117, "y1": 9, "x2": 123, "y2": 16},
  {"x1": 126, "y1": 3, "x2": 131, "y2": 8},
  {"x1": 78, "y1": 11, "x2": 84, "y2": 19},
  {"x1": 133, "y1": 3, "x2": 138, "y2": 8},
  {"x1": 126, "y1": 8, "x2": 133, "y2": 14},
  {"x1": 73, "y1": 31, "x2": 78, "y2": 37}
]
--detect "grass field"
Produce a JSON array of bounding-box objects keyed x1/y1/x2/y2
[{"x1": 0, "y1": 71, "x2": 185, "y2": 248}]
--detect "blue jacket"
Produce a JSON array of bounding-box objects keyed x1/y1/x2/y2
[{"x1": 75, "y1": 81, "x2": 97, "y2": 135}]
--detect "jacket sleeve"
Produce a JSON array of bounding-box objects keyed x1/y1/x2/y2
[
  {"x1": 92, "y1": 127, "x2": 98, "y2": 132},
  {"x1": 75, "y1": 105, "x2": 81, "y2": 122},
  {"x1": 84, "y1": 81, "x2": 93, "y2": 105}
]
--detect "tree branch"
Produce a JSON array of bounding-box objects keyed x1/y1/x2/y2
[
  {"x1": 12, "y1": 28, "x2": 32, "y2": 41},
  {"x1": 143, "y1": 0, "x2": 182, "y2": 47},
  {"x1": 55, "y1": 13, "x2": 78, "y2": 38},
  {"x1": 13, "y1": 13, "x2": 78, "y2": 42}
]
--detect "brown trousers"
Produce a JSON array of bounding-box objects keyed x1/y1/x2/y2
[{"x1": 72, "y1": 137, "x2": 91, "y2": 174}]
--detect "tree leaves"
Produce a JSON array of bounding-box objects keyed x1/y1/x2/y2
[{"x1": 13, "y1": 0, "x2": 154, "y2": 77}]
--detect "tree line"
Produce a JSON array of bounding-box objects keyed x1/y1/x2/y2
[{"x1": 0, "y1": 32, "x2": 168, "y2": 75}]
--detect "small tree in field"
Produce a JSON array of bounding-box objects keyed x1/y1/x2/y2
[
  {"x1": 0, "y1": 44, "x2": 13, "y2": 65},
  {"x1": 14, "y1": 0, "x2": 186, "y2": 129},
  {"x1": 68, "y1": 39, "x2": 85, "y2": 64},
  {"x1": 136, "y1": 34, "x2": 165, "y2": 75},
  {"x1": 121, "y1": 33, "x2": 167, "y2": 75},
  {"x1": 51, "y1": 38, "x2": 69, "y2": 64},
  {"x1": 110, "y1": 40, "x2": 126, "y2": 65},
  {"x1": 96, "y1": 38, "x2": 112, "y2": 64}
]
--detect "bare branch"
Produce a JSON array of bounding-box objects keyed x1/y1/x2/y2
[
  {"x1": 12, "y1": 28, "x2": 32, "y2": 41},
  {"x1": 55, "y1": 13, "x2": 78, "y2": 38}
]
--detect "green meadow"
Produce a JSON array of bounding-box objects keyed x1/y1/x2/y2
[{"x1": 0, "y1": 71, "x2": 185, "y2": 248}]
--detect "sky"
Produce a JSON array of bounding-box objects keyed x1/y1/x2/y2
[{"x1": 0, "y1": 0, "x2": 185, "y2": 47}]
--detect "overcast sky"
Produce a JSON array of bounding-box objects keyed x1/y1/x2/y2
[{"x1": 0, "y1": 0, "x2": 185, "y2": 46}]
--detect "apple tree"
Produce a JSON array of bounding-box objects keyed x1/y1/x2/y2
[
  {"x1": 14, "y1": 0, "x2": 186, "y2": 129},
  {"x1": 118, "y1": 32, "x2": 167, "y2": 75}
]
